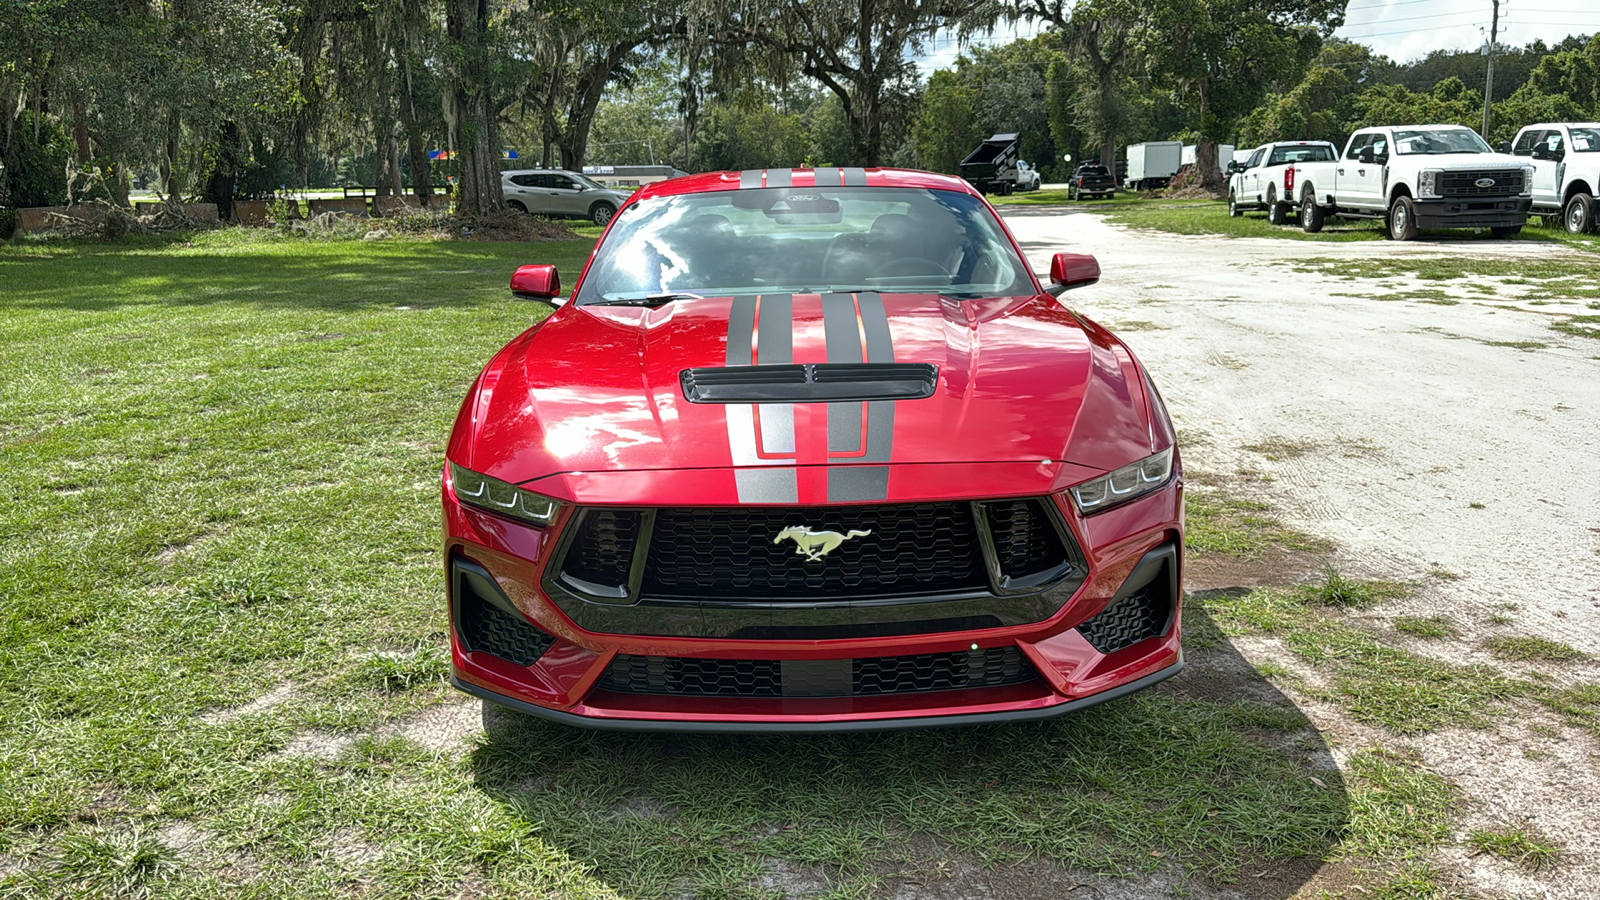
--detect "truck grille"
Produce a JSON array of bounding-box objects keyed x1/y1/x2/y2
[
  {"x1": 1438, "y1": 169, "x2": 1524, "y2": 198},
  {"x1": 599, "y1": 647, "x2": 1038, "y2": 698}
]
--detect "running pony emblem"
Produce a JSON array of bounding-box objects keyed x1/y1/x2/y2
[{"x1": 773, "y1": 526, "x2": 872, "y2": 561}]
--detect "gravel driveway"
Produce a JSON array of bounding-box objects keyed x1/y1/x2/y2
[{"x1": 1003, "y1": 208, "x2": 1600, "y2": 899}]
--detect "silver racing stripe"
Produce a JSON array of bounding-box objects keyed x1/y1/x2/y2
[
  {"x1": 765, "y1": 168, "x2": 793, "y2": 188},
  {"x1": 726, "y1": 294, "x2": 798, "y2": 503},
  {"x1": 822, "y1": 292, "x2": 895, "y2": 501}
]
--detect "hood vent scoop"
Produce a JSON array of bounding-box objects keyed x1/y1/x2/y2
[{"x1": 681, "y1": 363, "x2": 938, "y2": 403}]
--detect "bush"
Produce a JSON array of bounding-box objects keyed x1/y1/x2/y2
[{"x1": 2, "y1": 111, "x2": 74, "y2": 230}]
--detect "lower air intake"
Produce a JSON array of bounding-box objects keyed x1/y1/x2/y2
[
  {"x1": 599, "y1": 647, "x2": 1037, "y2": 698},
  {"x1": 457, "y1": 582, "x2": 555, "y2": 667},
  {"x1": 1076, "y1": 585, "x2": 1171, "y2": 655}
]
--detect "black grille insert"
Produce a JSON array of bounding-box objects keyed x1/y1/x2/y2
[
  {"x1": 457, "y1": 583, "x2": 555, "y2": 666},
  {"x1": 983, "y1": 499, "x2": 1070, "y2": 581},
  {"x1": 560, "y1": 509, "x2": 642, "y2": 594},
  {"x1": 1077, "y1": 586, "x2": 1171, "y2": 654},
  {"x1": 1438, "y1": 169, "x2": 1524, "y2": 198},
  {"x1": 640, "y1": 502, "x2": 987, "y2": 600},
  {"x1": 600, "y1": 647, "x2": 1038, "y2": 697}
]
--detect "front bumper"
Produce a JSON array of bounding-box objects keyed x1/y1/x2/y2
[
  {"x1": 1413, "y1": 196, "x2": 1530, "y2": 229},
  {"x1": 443, "y1": 478, "x2": 1185, "y2": 731}
]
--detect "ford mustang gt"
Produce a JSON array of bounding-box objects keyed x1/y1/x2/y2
[{"x1": 444, "y1": 167, "x2": 1183, "y2": 731}]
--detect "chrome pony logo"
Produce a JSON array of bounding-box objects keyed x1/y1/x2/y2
[{"x1": 774, "y1": 526, "x2": 871, "y2": 561}]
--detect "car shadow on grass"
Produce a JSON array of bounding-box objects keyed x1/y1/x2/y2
[{"x1": 467, "y1": 604, "x2": 1349, "y2": 899}]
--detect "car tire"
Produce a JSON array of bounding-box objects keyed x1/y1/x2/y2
[
  {"x1": 1388, "y1": 196, "x2": 1418, "y2": 241},
  {"x1": 507, "y1": 200, "x2": 527, "y2": 214},
  {"x1": 1491, "y1": 225, "x2": 1522, "y2": 239},
  {"x1": 1565, "y1": 192, "x2": 1595, "y2": 234},
  {"x1": 1300, "y1": 191, "x2": 1326, "y2": 233},
  {"x1": 1228, "y1": 191, "x2": 1241, "y2": 217},
  {"x1": 1070, "y1": 185, "x2": 1079, "y2": 201},
  {"x1": 589, "y1": 202, "x2": 616, "y2": 227}
]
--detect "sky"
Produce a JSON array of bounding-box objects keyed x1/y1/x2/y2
[{"x1": 913, "y1": 1, "x2": 1600, "y2": 76}]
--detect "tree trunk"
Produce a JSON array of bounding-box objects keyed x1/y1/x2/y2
[
  {"x1": 375, "y1": 126, "x2": 392, "y2": 196},
  {"x1": 71, "y1": 96, "x2": 91, "y2": 164},
  {"x1": 386, "y1": 128, "x2": 403, "y2": 197},
  {"x1": 443, "y1": 0, "x2": 503, "y2": 215},
  {"x1": 397, "y1": 56, "x2": 433, "y2": 207},
  {"x1": 162, "y1": 110, "x2": 180, "y2": 201},
  {"x1": 1196, "y1": 139, "x2": 1221, "y2": 190}
]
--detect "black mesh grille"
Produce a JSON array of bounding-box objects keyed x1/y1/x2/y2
[
  {"x1": 458, "y1": 591, "x2": 555, "y2": 667},
  {"x1": 640, "y1": 502, "x2": 987, "y2": 600},
  {"x1": 1438, "y1": 169, "x2": 1524, "y2": 197},
  {"x1": 600, "y1": 648, "x2": 1038, "y2": 697},
  {"x1": 601, "y1": 656, "x2": 782, "y2": 697},
  {"x1": 983, "y1": 500, "x2": 1068, "y2": 580},
  {"x1": 853, "y1": 647, "x2": 1036, "y2": 695},
  {"x1": 561, "y1": 510, "x2": 642, "y2": 590},
  {"x1": 1077, "y1": 587, "x2": 1170, "y2": 655}
]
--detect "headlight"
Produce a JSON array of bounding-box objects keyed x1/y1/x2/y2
[
  {"x1": 1418, "y1": 170, "x2": 1441, "y2": 199},
  {"x1": 1520, "y1": 165, "x2": 1535, "y2": 197},
  {"x1": 448, "y1": 462, "x2": 559, "y2": 526},
  {"x1": 1069, "y1": 447, "x2": 1174, "y2": 515}
]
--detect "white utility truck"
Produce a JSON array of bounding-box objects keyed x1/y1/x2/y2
[
  {"x1": 1289, "y1": 125, "x2": 1532, "y2": 240},
  {"x1": 1508, "y1": 122, "x2": 1600, "y2": 233},
  {"x1": 1124, "y1": 142, "x2": 1182, "y2": 191},
  {"x1": 1226, "y1": 141, "x2": 1339, "y2": 223}
]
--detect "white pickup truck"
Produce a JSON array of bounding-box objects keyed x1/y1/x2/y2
[
  {"x1": 1226, "y1": 141, "x2": 1339, "y2": 224},
  {"x1": 1289, "y1": 125, "x2": 1533, "y2": 240},
  {"x1": 1508, "y1": 122, "x2": 1600, "y2": 233}
]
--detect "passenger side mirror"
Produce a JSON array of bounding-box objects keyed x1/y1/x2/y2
[
  {"x1": 1046, "y1": 252, "x2": 1101, "y2": 296},
  {"x1": 511, "y1": 264, "x2": 561, "y2": 302},
  {"x1": 1496, "y1": 140, "x2": 1513, "y2": 154}
]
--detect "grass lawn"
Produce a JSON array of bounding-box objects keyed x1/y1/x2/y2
[{"x1": 2, "y1": 227, "x2": 1515, "y2": 898}]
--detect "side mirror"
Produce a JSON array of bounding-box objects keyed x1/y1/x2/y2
[
  {"x1": 1496, "y1": 140, "x2": 1513, "y2": 154},
  {"x1": 511, "y1": 264, "x2": 561, "y2": 301},
  {"x1": 1357, "y1": 146, "x2": 1375, "y2": 164},
  {"x1": 1046, "y1": 252, "x2": 1100, "y2": 296}
]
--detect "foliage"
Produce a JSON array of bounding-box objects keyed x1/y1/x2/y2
[{"x1": 1, "y1": 111, "x2": 73, "y2": 224}]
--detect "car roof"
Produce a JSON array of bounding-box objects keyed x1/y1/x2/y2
[
  {"x1": 501, "y1": 168, "x2": 579, "y2": 176},
  {"x1": 1367, "y1": 124, "x2": 1479, "y2": 132},
  {"x1": 1518, "y1": 122, "x2": 1600, "y2": 130},
  {"x1": 632, "y1": 167, "x2": 979, "y2": 202}
]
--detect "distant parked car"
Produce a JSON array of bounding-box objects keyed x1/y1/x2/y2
[
  {"x1": 1227, "y1": 141, "x2": 1338, "y2": 223},
  {"x1": 1069, "y1": 164, "x2": 1116, "y2": 200},
  {"x1": 1509, "y1": 122, "x2": 1600, "y2": 233},
  {"x1": 501, "y1": 169, "x2": 631, "y2": 226}
]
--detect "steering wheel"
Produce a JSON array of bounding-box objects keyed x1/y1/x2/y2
[{"x1": 879, "y1": 257, "x2": 951, "y2": 277}]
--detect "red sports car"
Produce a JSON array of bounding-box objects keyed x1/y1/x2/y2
[{"x1": 444, "y1": 167, "x2": 1183, "y2": 731}]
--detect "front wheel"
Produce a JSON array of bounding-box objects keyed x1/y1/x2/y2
[
  {"x1": 590, "y1": 202, "x2": 616, "y2": 227},
  {"x1": 1491, "y1": 225, "x2": 1522, "y2": 239},
  {"x1": 1228, "y1": 191, "x2": 1241, "y2": 217},
  {"x1": 1565, "y1": 192, "x2": 1595, "y2": 234},
  {"x1": 1388, "y1": 196, "x2": 1418, "y2": 241},
  {"x1": 1300, "y1": 191, "x2": 1326, "y2": 233},
  {"x1": 507, "y1": 200, "x2": 527, "y2": 214}
]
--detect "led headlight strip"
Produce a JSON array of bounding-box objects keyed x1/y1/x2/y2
[
  {"x1": 449, "y1": 462, "x2": 559, "y2": 526},
  {"x1": 1069, "y1": 447, "x2": 1174, "y2": 515}
]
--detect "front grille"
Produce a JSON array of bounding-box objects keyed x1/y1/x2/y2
[
  {"x1": 640, "y1": 502, "x2": 988, "y2": 600},
  {"x1": 1077, "y1": 585, "x2": 1170, "y2": 655},
  {"x1": 600, "y1": 647, "x2": 1038, "y2": 697},
  {"x1": 602, "y1": 656, "x2": 782, "y2": 697},
  {"x1": 853, "y1": 647, "x2": 1035, "y2": 695},
  {"x1": 1438, "y1": 169, "x2": 1523, "y2": 198},
  {"x1": 458, "y1": 590, "x2": 555, "y2": 666},
  {"x1": 984, "y1": 499, "x2": 1069, "y2": 581},
  {"x1": 560, "y1": 509, "x2": 642, "y2": 591}
]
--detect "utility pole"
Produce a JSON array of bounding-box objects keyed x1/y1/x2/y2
[{"x1": 1481, "y1": 0, "x2": 1500, "y2": 140}]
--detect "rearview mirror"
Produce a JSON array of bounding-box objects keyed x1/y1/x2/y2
[
  {"x1": 511, "y1": 264, "x2": 561, "y2": 301},
  {"x1": 1047, "y1": 252, "x2": 1100, "y2": 296}
]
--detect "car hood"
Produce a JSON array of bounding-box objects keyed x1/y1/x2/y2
[{"x1": 460, "y1": 292, "x2": 1156, "y2": 485}]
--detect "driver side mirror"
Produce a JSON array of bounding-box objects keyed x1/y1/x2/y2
[
  {"x1": 1047, "y1": 252, "x2": 1100, "y2": 296},
  {"x1": 1533, "y1": 144, "x2": 1564, "y2": 161},
  {"x1": 1496, "y1": 140, "x2": 1513, "y2": 154},
  {"x1": 511, "y1": 264, "x2": 561, "y2": 302},
  {"x1": 1357, "y1": 146, "x2": 1375, "y2": 165}
]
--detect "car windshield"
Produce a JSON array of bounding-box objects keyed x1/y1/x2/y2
[
  {"x1": 574, "y1": 187, "x2": 1035, "y2": 303},
  {"x1": 1570, "y1": 128, "x2": 1600, "y2": 152},
  {"x1": 1269, "y1": 145, "x2": 1335, "y2": 164},
  {"x1": 1393, "y1": 129, "x2": 1493, "y2": 155}
]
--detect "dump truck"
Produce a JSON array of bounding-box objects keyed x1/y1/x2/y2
[{"x1": 960, "y1": 133, "x2": 1024, "y2": 195}]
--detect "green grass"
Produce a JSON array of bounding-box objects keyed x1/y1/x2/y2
[
  {"x1": 1467, "y1": 824, "x2": 1564, "y2": 870},
  {"x1": 1482, "y1": 635, "x2": 1588, "y2": 663},
  {"x1": 987, "y1": 188, "x2": 1147, "y2": 207},
  {"x1": 1393, "y1": 616, "x2": 1459, "y2": 639},
  {"x1": 1183, "y1": 492, "x2": 1332, "y2": 558},
  {"x1": 1295, "y1": 567, "x2": 1408, "y2": 609},
  {"x1": 1093, "y1": 199, "x2": 1386, "y2": 242},
  {"x1": 0, "y1": 229, "x2": 1356, "y2": 896}
]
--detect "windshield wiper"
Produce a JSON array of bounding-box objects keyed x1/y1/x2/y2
[{"x1": 587, "y1": 292, "x2": 702, "y2": 308}]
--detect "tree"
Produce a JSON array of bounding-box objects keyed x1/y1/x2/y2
[
  {"x1": 1019, "y1": 0, "x2": 1144, "y2": 166},
  {"x1": 1146, "y1": 0, "x2": 1344, "y2": 188},
  {"x1": 914, "y1": 68, "x2": 982, "y2": 173},
  {"x1": 441, "y1": 0, "x2": 504, "y2": 214},
  {"x1": 748, "y1": 0, "x2": 998, "y2": 166}
]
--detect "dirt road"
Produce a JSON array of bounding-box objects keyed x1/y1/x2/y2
[{"x1": 1003, "y1": 208, "x2": 1600, "y2": 899}]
